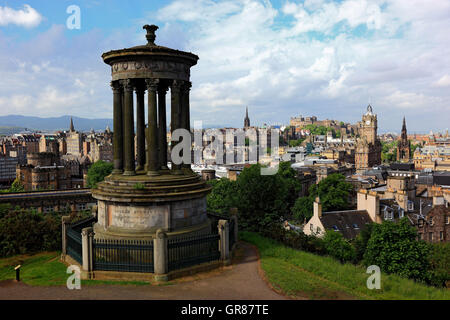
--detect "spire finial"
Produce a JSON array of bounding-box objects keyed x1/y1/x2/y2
[
  {"x1": 143, "y1": 24, "x2": 158, "y2": 45},
  {"x1": 70, "y1": 117, "x2": 74, "y2": 132}
]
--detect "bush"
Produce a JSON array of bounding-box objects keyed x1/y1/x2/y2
[
  {"x1": 260, "y1": 223, "x2": 326, "y2": 255},
  {"x1": 323, "y1": 231, "x2": 356, "y2": 263},
  {"x1": 363, "y1": 218, "x2": 431, "y2": 282},
  {"x1": 0, "y1": 207, "x2": 92, "y2": 258},
  {"x1": 353, "y1": 223, "x2": 375, "y2": 263},
  {"x1": 428, "y1": 242, "x2": 450, "y2": 287}
]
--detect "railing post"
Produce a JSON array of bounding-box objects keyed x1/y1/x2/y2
[
  {"x1": 153, "y1": 229, "x2": 168, "y2": 281},
  {"x1": 230, "y1": 207, "x2": 238, "y2": 244},
  {"x1": 81, "y1": 227, "x2": 94, "y2": 279},
  {"x1": 61, "y1": 216, "x2": 71, "y2": 260},
  {"x1": 218, "y1": 219, "x2": 230, "y2": 266}
]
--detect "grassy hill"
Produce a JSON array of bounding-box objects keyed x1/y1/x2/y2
[{"x1": 241, "y1": 232, "x2": 450, "y2": 300}]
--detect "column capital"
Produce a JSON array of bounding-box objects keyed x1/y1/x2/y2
[
  {"x1": 171, "y1": 79, "x2": 183, "y2": 92},
  {"x1": 157, "y1": 84, "x2": 169, "y2": 94},
  {"x1": 110, "y1": 80, "x2": 122, "y2": 92},
  {"x1": 133, "y1": 81, "x2": 146, "y2": 93},
  {"x1": 182, "y1": 81, "x2": 192, "y2": 92},
  {"x1": 145, "y1": 78, "x2": 159, "y2": 91},
  {"x1": 121, "y1": 79, "x2": 134, "y2": 92}
]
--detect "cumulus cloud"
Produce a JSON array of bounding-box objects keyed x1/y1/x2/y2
[
  {"x1": 0, "y1": 4, "x2": 43, "y2": 28},
  {"x1": 154, "y1": 0, "x2": 450, "y2": 131}
]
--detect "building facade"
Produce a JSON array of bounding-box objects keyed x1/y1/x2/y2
[{"x1": 355, "y1": 105, "x2": 382, "y2": 173}]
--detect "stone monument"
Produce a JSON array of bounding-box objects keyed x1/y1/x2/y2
[{"x1": 92, "y1": 25, "x2": 212, "y2": 241}]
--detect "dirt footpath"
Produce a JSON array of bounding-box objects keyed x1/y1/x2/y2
[{"x1": 0, "y1": 243, "x2": 287, "y2": 300}]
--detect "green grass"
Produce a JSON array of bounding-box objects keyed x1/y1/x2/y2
[
  {"x1": 0, "y1": 252, "x2": 149, "y2": 287},
  {"x1": 240, "y1": 231, "x2": 450, "y2": 300}
]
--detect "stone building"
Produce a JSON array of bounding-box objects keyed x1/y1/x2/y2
[
  {"x1": 66, "y1": 118, "x2": 83, "y2": 156},
  {"x1": 397, "y1": 117, "x2": 411, "y2": 162},
  {"x1": 0, "y1": 155, "x2": 18, "y2": 187},
  {"x1": 17, "y1": 152, "x2": 71, "y2": 191},
  {"x1": 355, "y1": 104, "x2": 382, "y2": 173},
  {"x1": 303, "y1": 197, "x2": 372, "y2": 239},
  {"x1": 416, "y1": 204, "x2": 450, "y2": 242}
]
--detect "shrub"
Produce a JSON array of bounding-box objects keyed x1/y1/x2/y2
[
  {"x1": 323, "y1": 230, "x2": 356, "y2": 263},
  {"x1": 428, "y1": 242, "x2": 450, "y2": 287},
  {"x1": 363, "y1": 218, "x2": 431, "y2": 282}
]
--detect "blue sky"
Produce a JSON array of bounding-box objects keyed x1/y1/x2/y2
[{"x1": 0, "y1": 0, "x2": 449, "y2": 133}]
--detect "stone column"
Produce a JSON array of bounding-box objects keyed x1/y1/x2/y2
[
  {"x1": 135, "y1": 82, "x2": 146, "y2": 172},
  {"x1": 170, "y1": 80, "x2": 183, "y2": 174},
  {"x1": 122, "y1": 79, "x2": 136, "y2": 176},
  {"x1": 61, "y1": 216, "x2": 71, "y2": 259},
  {"x1": 158, "y1": 85, "x2": 169, "y2": 169},
  {"x1": 145, "y1": 78, "x2": 160, "y2": 176},
  {"x1": 181, "y1": 81, "x2": 192, "y2": 170},
  {"x1": 218, "y1": 219, "x2": 230, "y2": 265},
  {"x1": 153, "y1": 229, "x2": 168, "y2": 282},
  {"x1": 81, "y1": 227, "x2": 94, "y2": 275},
  {"x1": 111, "y1": 81, "x2": 123, "y2": 174}
]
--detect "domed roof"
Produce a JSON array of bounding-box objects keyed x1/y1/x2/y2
[{"x1": 102, "y1": 25, "x2": 199, "y2": 66}]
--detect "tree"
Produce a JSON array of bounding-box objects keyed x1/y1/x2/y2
[
  {"x1": 206, "y1": 178, "x2": 238, "y2": 215},
  {"x1": 86, "y1": 160, "x2": 113, "y2": 189},
  {"x1": 235, "y1": 164, "x2": 290, "y2": 231},
  {"x1": 9, "y1": 178, "x2": 24, "y2": 192},
  {"x1": 363, "y1": 218, "x2": 431, "y2": 282},
  {"x1": 353, "y1": 223, "x2": 375, "y2": 263},
  {"x1": 292, "y1": 173, "x2": 353, "y2": 222},
  {"x1": 323, "y1": 230, "x2": 356, "y2": 263}
]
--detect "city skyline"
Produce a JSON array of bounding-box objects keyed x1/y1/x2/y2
[{"x1": 0, "y1": 1, "x2": 449, "y2": 132}]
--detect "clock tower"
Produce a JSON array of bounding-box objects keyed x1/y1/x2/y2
[{"x1": 355, "y1": 104, "x2": 382, "y2": 173}]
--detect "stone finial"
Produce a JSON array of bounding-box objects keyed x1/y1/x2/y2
[{"x1": 143, "y1": 24, "x2": 158, "y2": 45}]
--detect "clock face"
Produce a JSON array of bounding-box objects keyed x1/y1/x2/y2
[{"x1": 365, "y1": 120, "x2": 371, "y2": 125}]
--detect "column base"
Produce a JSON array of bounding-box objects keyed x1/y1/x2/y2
[
  {"x1": 123, "y1": 170, "x2": 136, "y2": 176},
  {"x1": 112, "y1": 169, "x2": 123, "y2": 175},
  {"x1": 136, "y1": 165, "x2": 144, "y2": 172},
  {"x1": 147, "y1": 170, "x2": 160, "y2": 176}
]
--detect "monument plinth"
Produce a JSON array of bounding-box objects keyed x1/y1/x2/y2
[{"x1": 92, "y1": 25, "x2": 212, "y2": 240}]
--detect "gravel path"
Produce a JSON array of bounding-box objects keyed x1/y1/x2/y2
[{"x1": 0, "y1": 242, "x2": 287, "y2": 300}]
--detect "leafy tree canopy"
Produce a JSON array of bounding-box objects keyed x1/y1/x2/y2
[
  {"x1": 363, "y1": 218, "x2": 431, "y2": 282},
  {"x1": 86, "y1": 160, "x2": 113, "y2": 189},
  {"x1": 292, "y1": 173, "x2": 353, "y2": 222}
]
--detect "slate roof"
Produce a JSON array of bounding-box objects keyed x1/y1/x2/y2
[{"x1": 320, "y1": 210, "x2": 372, "y2": 239}]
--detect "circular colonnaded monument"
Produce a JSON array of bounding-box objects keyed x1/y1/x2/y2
[{"x1": 92, "y1": 25, "x2": 212, "y2": 241}]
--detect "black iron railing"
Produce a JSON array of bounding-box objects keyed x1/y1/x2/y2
[
  {"x1": 66, "y1": 226, "x2": 83, "y2": 264},
  {"x1": 168, "y1": 233, "x2": 220, "y2": 272},
  {"x1": 93, "y1": 239, "x2": 154, "y2": 273}
]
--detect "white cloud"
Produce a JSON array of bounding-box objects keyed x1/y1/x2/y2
[
  {"x1": 0, "y1": 4, "x2": 43, "y2": 28},
  {"x1": 154, "y1": 0, "x2": 450, "y2": 131},
  {"x1": 433, "y1": 75, "x2": 450, "y2": 88}
]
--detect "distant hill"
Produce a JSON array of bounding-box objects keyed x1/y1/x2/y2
[
  {"x1": 0, "y1": 126, "x2": 28, "y2": 136},
  {"x1": 0, "y1": 115, "x2": 113, "y2": 132}
]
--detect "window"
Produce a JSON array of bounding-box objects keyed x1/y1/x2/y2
[
  {"x1": 446, "y1": 216, "x2": 450, "y2": 225},
  {"x1": 429, "y1": 232, "x2": 433, "y2": 241},
  {"x1": 418, "y1": 233, "x2": 423, "y2": 240},
  {"x1": 43, "y1": 206, "x2": 54, "y2": 213},
  {"x1": 429, "y1": 217, "x2": 434, "y2": 226},
  {"x1": 332, "y1": 225, "x2": 339, "y2": 231},
  {"x1": 310, "y1": 224, "x2": 314, "y2": 232},
  {"x1": 316, "y1": 227, "x2": 321, "y2": 234},
  {"x1": 352, "y1": 223, "x2": 359, "y2": 229},
  {"x1": 440, "y1": 231, "x2": 444, "y2": 241}
]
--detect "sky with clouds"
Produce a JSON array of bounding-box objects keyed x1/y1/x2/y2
[{"x1": 0, "y1": 0, "x2": 449, "y2": 133}]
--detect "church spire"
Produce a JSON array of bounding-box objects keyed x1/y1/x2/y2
[
  {"x1": 70, "y1": 117, "x2": 74, "y2": 132},
  {"x1": 244, "y1": 106, "x2": 250, "y2": 129}
]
